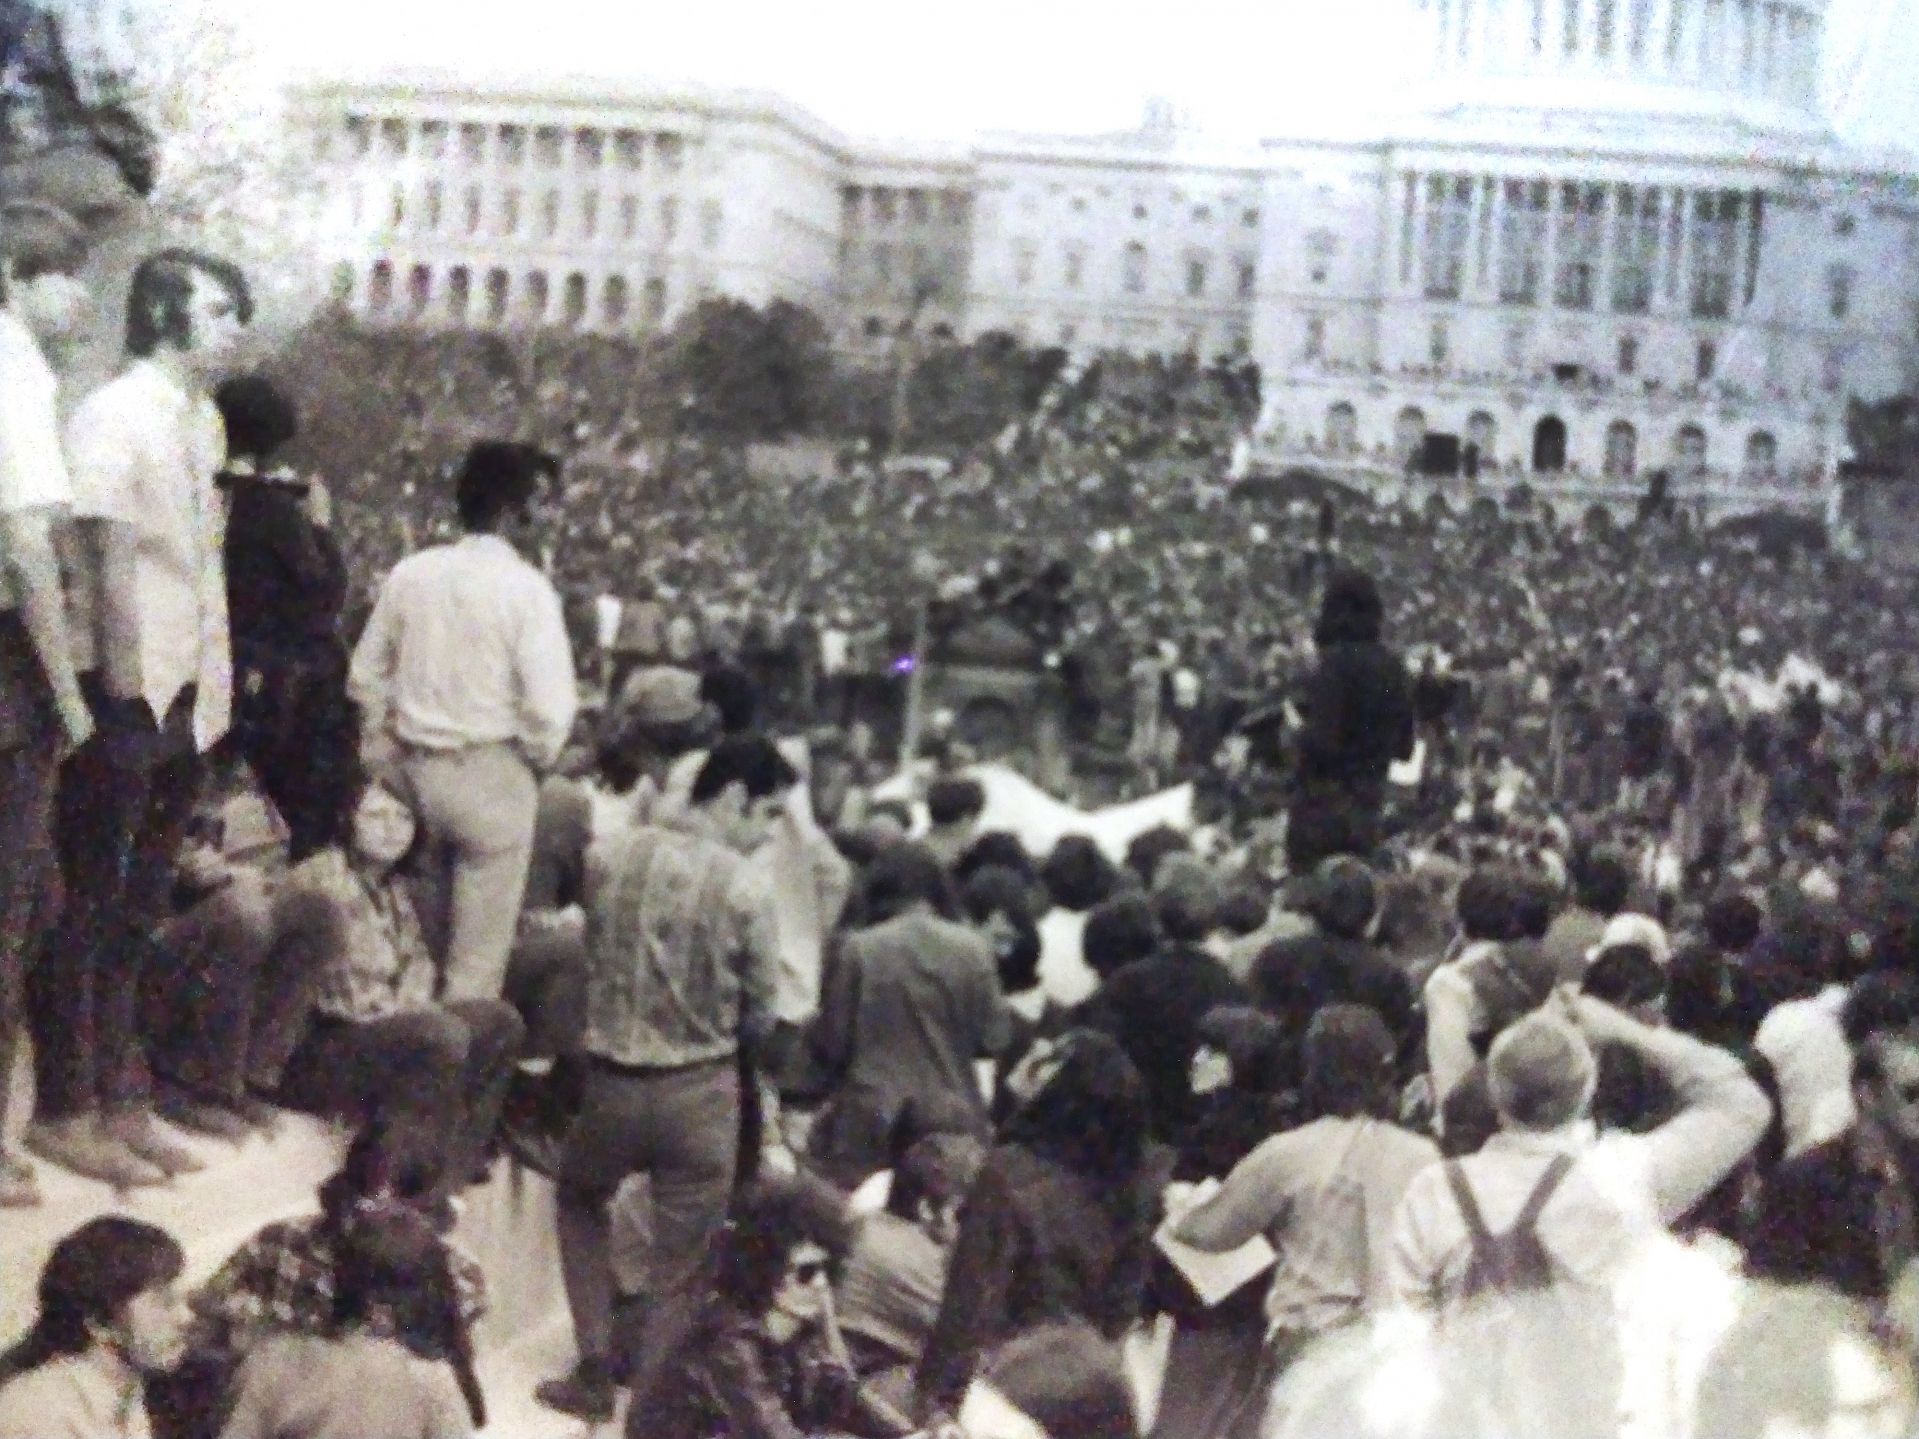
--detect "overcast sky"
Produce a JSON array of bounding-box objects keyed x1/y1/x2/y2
[{"x1": 209, "y1": 0, "x2": 1915, "y2": 151}]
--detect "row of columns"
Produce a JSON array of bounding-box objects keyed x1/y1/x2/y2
[
  {"x1": 1390, "y1": 170, "x2": 1763, "y2": 319},
  {"x1": 1433, "y1": 0, "x2": 1820, "y2": 105},
  {"x1": 343, "y1": 115, "x2": 691, "y2": 175}
]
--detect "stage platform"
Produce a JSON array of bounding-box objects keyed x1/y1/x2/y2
[{"x1": 1, "y1": 1111, "x2": 613, "y2": 1436}]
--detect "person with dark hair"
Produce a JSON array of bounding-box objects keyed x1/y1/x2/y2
[
  {"x1": 1667, "y1": 889, "x2": 1765, "y2": 1053},
  {"x1": 635, "y1": 1178, "x2": 913, "y2": 1439},
  {"x1": 215, "y1": 372, "x2": 353, "y2": 862},
  {"x1": 538, "y1": 732, "x2": 792, "y2": 1422},
  {"x1": 270, "y1": 779, "x2": 526, "y2": 1195},
  {"x1": 349, "y1": 439, "x2": 577, "y2": 1003},
  {"x1": 836, "y1": 1132, "x2": 989, "y2": 1399},
  {"x1": 27, "y1": 244, "x2": 251, "y2": 1188},
  {"x1": 1285, "y1": 567, "x2": 1414, "y2": 871},
  {"x1": 215, "y1": 1204, "x2": 480, "y2": 1438},
  {"x1": 1746, "y1": 970, "x2": 1919, "y2": 1315},
  {"x1": 915, "y1": 1030, "x2": 1158, "y2": 1421},
  {"x1": 1123, "y1": 824, "x2": 1190, "y2": 891},
  {"x1": 0, "y1": 198, "x2": 99, "y2": 1205},
  {"x1": 954, "y1": 831, "x2": 1041, "y2": 903},
  {"x1": 962, "y1": 865, "x2": 1056, "y2": 1115},
  {"x1": 1079, "y1": 893, "x2": 1161, "y2": 984},
  {"x1": 1042, "y1": 835, "x2": 1122, "y2": 915},
  {"x1": 0, "y1": 1216, "x2": 189, "y2": 1436},
  {"x1": 1168, "y1": 1006, "x2": 1438, "y2": 1439},
  {"x1": 807, "y1": 842, "x2": 1009, "y2": 1187},
  {"x1": 1540, "y1": 844, "x2": 1634, "y2": 979},
  {"x1": 700, "y1": 662, "x2": 761, "y2": 737},
  {"x1": 957, "y1": 1323, "x2": 1138, "y2": 1439},
  {"x1": 925, "y1": 776, "x2": 988, "y2": 870}
]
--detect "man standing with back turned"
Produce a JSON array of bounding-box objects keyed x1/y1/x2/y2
[{"x1": 350, "y1": 441, "x2": 578, "y2": 1001}]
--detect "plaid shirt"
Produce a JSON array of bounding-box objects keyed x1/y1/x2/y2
[{"x1": 193, "y1": 1216, "x2": 487, "y2": 1342}]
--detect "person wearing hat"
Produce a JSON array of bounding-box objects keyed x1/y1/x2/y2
[
  {"x1": 0, "y1": 198, "x2": 100, "y2": 1204},
  {"x1": 349, "y1": 441, "x2": 578, "y2": 1004},
  {"x1": 596, "y1": 663, "x2": 717, "y2": 833}
]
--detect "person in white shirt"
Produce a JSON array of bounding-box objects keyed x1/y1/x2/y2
[
  {"x1": 0, "y1": 200, "x2": 99, "y2": 1208},
  {"x1": 28, "y1": 247, "x2": 251, "y2": 1190},
  {"x1": 350, "y1": 441, "x2": 578, "y2": 1002},
  {"x1": 0, "y1": 1215, "x2": 190, "y2": 1439}
]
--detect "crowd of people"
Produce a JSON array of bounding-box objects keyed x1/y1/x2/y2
[{"x1": 8, "y1": 143, "x2": 1919, "y2": 1439}]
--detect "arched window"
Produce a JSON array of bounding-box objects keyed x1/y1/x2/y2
[
  {"x1": 1673, "y1": 422, "x2": 1708, "y2": 470},
  {"x1": 1532, "y1": 414, "x2": 1568, "y2": 472},
  {"x1": 562, "y1": 272, "x2": 588, "y2": 327},
  {"x1": 1122, "y1": 241, "x2": 1147, "y2": 294},
  {"x1": 484, "y1": 269, "x2": 510, "y2": 325},
  {"x1": 524, "y1": 271, "x2": 549, "y2": 324},
  {"x1": 1394, "y1": 406, "x2": 1427, "y2": 467},
  {"x1": 1325, "y1": 400, "x2": 1358, "y2": 454},
  {"x1": 643, "y1": 277, "x2": 667, "y2": 326},
  {"x1": 603, "y1": 275, "x2": 629, "y2": 326},
  {"x1": 406, "y1": 264, "x2": 432, "y2": 317},
  {"x1": 1603, "y1": 419, "x2": 1638, "y2": 479},
  {"x1": 1465, "y1": 411, "x2": 1497, "y2": 473},
  {"x1": 367, "y1": 259, "x2": 394, "y2": 313},
  {"x1": 446, "y1": 266, "x2": 471, "y2": 323},
  {"x1": 329, "y1": 262, "x2": 354, "y2": 306},
  {"x1": 1744, "y1": 429, "x2": 1777, "y2": 477}
]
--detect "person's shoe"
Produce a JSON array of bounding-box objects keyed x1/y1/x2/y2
[
  {"x1": 101, "y1": 1109, "x2": 206, "y2": 1176},
  {"x1": 534, "y1": 1356, "x2": 619, "y2": 1422},
  {"x1": 23, "y1": 1117, "x2": 169, "y2": 1190},
  {"x1": 156, "y1": 1086, "x2": 254, "y2": 1143},
  {"x1": 0, "y1": 1150, "x2": 40, "y2": 1207}
]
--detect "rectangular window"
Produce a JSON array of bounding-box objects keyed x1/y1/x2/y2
[
  {"x1": 1828, "y1": 264, "x2": 1853, "y2": 320},
  {"x1": 1237, "y1": 257, "x2": 1256, "y2": 300},
  {"x1": 421, "y1": 121, "x2": 448, "y2": 159},
  {"x1": 1554, "y1": 182, "x2": 1604, "y2": 310},
  {"x1": 460, "y1": 124, "x2": 486, "y2": 163},
  {"x1": 1123, "y1": 242, "x2": 1147, "y2": 294},
  {"x1": 616, "y1": 131, "x2": 644, "y2": 169},
  {"x1": 620, "y1": 195, "x2": 640, "y2": 239},
  {"x1": 1305, "y1": 314, "x2": 1326, "y2": 361},
  {"x1": 1064, "y1": 246, "x2": 1085, "y2": 289},
  {"x1": 1564, "y1": 0, "x2": 1582, "y2": 52},
  {"x1": 1423, "y1": 174, "x2": 1471, "y2": 300},
  {"x1": 500, "y1": 126, "x2": 525, "y2": 165},
  {"x1": 1596, "y1": 0, "x2": 1617, "y2": 53},
  {"x1": 1696, "y1": 339, "x2": 1717, "y2": 380},
  {"x1": 581, "y1": 191, "x2": 599, "y2": 240},
  {"x1": 1689, "y1": 191, "x2": 1738, "y2": 318},
  {"x1": 1665, "y1": 193, "x2": 1685, "y2": 298},
  {"x1": 1430, "y1": 316, "x2": 1451, "y2": 367},
  {"x1": 1185, "y1": 253, "x2": 1208, "y2": 299},
  {"x1": 660, "y1": 197, "x2": 679, "y2": 242},
  {"x1": 1013, "y1": 240, "x2": 1036, "y2": 288},
  {"x1": 576, "y1": 128, "x2": 604, "y2": 167},
  {"x1": 540, "y1": 190, "x2": 561, "y2": 238},
  {"x1": 535, "y1": 127, "x2": 564, "y2": 167},
  {"x1": 1497, "y1": 179, "x2": 1547, "y2": 305},
  {"x1": 1399, "y1": 175, "x2": 1418, "y2": 286}
]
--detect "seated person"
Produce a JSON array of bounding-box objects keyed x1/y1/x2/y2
[
  {"x1": 635, "y1": 1177, "x2": 914, "y2": 1439},
  {"x1": 272, "y1": 777, "x2": 524, "y2": 1192},
  {"x1": 836, "y1": 1133, "x2": 987, "y2": 1400},
  {"x1": 216, "y1": 1205, "x2": 482, "y2": 1439},
  {"x1": 957, "y1": 1324, "x2": 1139, "y2": 1439},
  {"x1": 0, "y1": 1217, "x2": 189, "y2": 1438}
]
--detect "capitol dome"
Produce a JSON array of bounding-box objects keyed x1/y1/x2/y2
[{"x1": 1404, "y1": 0, "x2": 1833, "y2": 136}]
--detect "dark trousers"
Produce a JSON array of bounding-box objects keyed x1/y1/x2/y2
[
  {"x1": 231, "y1": 645, "x2": 354, "y2": 862},
  {"x1": 555, "y1": 1057, "x2": 738, "y2": 1406},
  {"x1": 29, "y1": 684, "x2": 204, "y2": 1120},
  {"x1": 0, "y1": 614, "x2": 61, "y2": 1140},
  {"x1": 278, "y1": 999, "x2": 525, "y2": 1196},
  {"x1": 503, "y1": 916, "x2": 589, "y2": 1062},
  {"x1": 141, "y1": 872, "x2": 321, "y2": 1102}
]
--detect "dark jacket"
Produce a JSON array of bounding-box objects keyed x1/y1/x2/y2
[
  {"x1": 642, "y1": 1303, "x2": 911, "y2": 1439},
  {"x1": 1249, "y1": 931, "x2": 1416, "y2": 1062},
  {"x1": 222, "y1": 470, "x2": 348, "y2": 658},
  {"x1": 1078, "y1": 945, "x2": 1252, "y2": 1142},
  {"x1": 915, "y1": 1143, "x2": 1154, "y2": 1417},
  {"x1": 1744, "y1": 1131, "x2": 1895, "y2": 1301}
]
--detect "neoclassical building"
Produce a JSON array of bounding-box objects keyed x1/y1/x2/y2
[{"x1": 294, "y1": 0, "x2": 1915, "y2": 507}]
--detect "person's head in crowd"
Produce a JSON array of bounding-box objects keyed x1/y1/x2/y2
[
  {"x1": 213, "y1": 374, "x2": 299, "y2": 469},
  {"x1": 699, "y1": 663, "x2": 759, "y2": 736},
  {"x1": 710, "y1": 1177, "x2": 853, "y2": 1336},
  {"x1": 1703, "y1": 888, "x2": 1765, "y2": 955},
  {"x1": 1455, "y1": 865, "x2": 1522, "y2": 943},
  {"x1": 854, "y1": 840, "x2": 960, "y2": 926},
  {"x1": 1303, "y1": 856, "x2": 1377, "y2": 942},
  {"x1": 864, "y1": 798, "x2": 916, "y2": 839},
  {"x1": 453, "y1": 439, "x2": 559, "y2": 545},
  {"x1": 124, "y1": 246, "x2": 251, "y2": 374},
  {"x1": 1042, "y1": 836, "x2": 1122, "y2": 915},
  {"x1": 1214, "y1": 879, "x2": 1271, "y2": 938},
  {"x1": 963, "y1": 865, "x2": 1044, "y2": 995},
  {"x1": 1000, "y1": 1029, "x2": 1149, "y2": 1187},
  {"x1": 1190, "y1": 1004, "x2": 1286, "y2": 1099},
  {"x1": 1298, "y1": 1003, "x2": 1399, "y2": 1120},
  {"x1": 346, "y1": 779, "x2": 424, "y2": 878},
  {"x1": 0, "y1": 198, "x2": 91, "y2": 346},
  {"x1": 1124, "y1": 825, "x2": 1191, "y2": 890},
  {"x1": 1748, "y1": 887, "x2": 1846, "y2": 1010},
  {"x1": 1570, "y1": 845, "x2": 1634, "y2": 919},
  {"x1": 884, "y1": 1132, "x2": 987, "y2": 1247},
  {"x1": 956, "y1": 829, "x2": 1038, "y2": 890},
  {"x1": 1485, "y1": 1008, "x2": 1599, "y2": 1134},
  {"x1": 1151, "y1": 854, "x2": 1219, "y2": 946},
  {"x1": 928, "y1": 776, "x2": 987, "y2": 837},
  {"x1": 1582, "y1": 942, "x2": 1668, "y2": 1025},
  {"x1": 1843, "y1": 970, "x2": 1919, "y2": 1156},
  {"x1": 1694, "y1": 1286, "x2": 1915, "y2": 1439},
  {"x1": 0, "y1": 1217, "x2": 188, "y2": 1390},
  {"x1": 599, "y1": 664, "x2": 717, "y2": 793},
  {"x1": 1081, "y1": 892, "x2": 1161, "y2": 981},
  {"x1": 331, "y1": 1203, "x2": 487, "y2": 1428},
  {"x1": 1510, "y1": 872, "x2": 1558, "y2": 942},
  {"x1": 957, "y1": 1323, "x2": 1138, "y2": 1439},
  {"x1": 319, "y1": 1116, "x2": 455, "y2": 1235},
  {"x1": 691, "y1": 733, "x2": 800, "y2": 854},
  {"x1": 1314, "y1": 566, "x2": 1385, "y2": 647}
]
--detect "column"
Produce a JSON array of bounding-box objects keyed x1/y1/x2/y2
[
  {"x1": 1671, "y1": 188, "x2": 1695, "y2": 315},
  {"x1": 1580, "y1": 0, "x2": 1602, "y2": 62},
  {"x1": 1410, "y1": 173, "x2": 1432, "y2": 295},
  {"x1": 1473, "y1": 175, "x2": 1498, "y2": 297},
  {"x1": 1595, "y1": 183, "x2": 1619, "y2": 313},
  {"x1": 1437, "y1": 0, "x2": 1454, "y2": 67},
  {"x1": 1540, "y1": 181, "x2": 1561, "y2": 308}
]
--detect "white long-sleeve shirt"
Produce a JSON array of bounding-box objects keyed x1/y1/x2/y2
[{"x1": 350, "y1": 533, "x2": 577, "y2": 768}]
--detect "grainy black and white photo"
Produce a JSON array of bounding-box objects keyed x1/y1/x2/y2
[{"x1": 2, "y1": 0, "x2": 1919, "y2": 1433}]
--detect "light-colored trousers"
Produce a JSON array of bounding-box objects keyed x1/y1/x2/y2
[{"x1": 399, "y1": 741, "x2": 538, "y2": 1002}]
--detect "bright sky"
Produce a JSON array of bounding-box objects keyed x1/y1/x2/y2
[{"x1": 211, "y1": 0, "x2": 1915, "y2": 151}]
